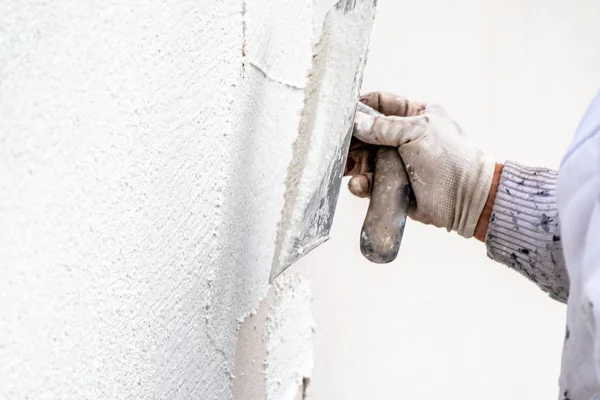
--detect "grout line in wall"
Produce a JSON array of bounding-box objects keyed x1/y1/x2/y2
[
  {"x1": 241, "y1": 0, "x2": 247, "y2": 76},
  {"x1": 248, "y1": 61, "x2": 303, "y2": 91}
]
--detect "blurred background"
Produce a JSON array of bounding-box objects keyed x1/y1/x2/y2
[{"x1": 302, "y1": 0, "x2": 600, "y2": 398}]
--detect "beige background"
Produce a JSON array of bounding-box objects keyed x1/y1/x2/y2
[{"x1": 302, "y1": 0, "x2": 600, "y2": 398}]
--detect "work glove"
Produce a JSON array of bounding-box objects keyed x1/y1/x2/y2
[{"x1": 344, "y1": 92, "x2": 495, "y2": 238}]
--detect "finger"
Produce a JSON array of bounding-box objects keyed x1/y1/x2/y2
[
  {"x1": 360, "y1": 92, "x2": 425, "y2": 117},
  {"x1": 348, "y1": 173, "x2": 373, "y2": 198},
  {"x1": 353, "y1": 111, "x2": 427, "y2": 147},
  {"x1": 344, "y1": 144, "x2": 375, "y2": 176},
  {"x1": 348, "y1": 137, "x2": 370, "y2": 151}
]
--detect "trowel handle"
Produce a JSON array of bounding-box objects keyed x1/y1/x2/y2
[{"x1": 356, "y1": 103, "x2": 411, "y2": 263}]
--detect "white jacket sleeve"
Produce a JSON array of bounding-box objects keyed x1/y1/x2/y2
[{"x1": 556, "y1": 91, "x2": 600, "y2": 398}]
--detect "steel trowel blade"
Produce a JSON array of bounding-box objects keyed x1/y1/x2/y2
[{"x1": 269, "y1": 0, "x2": 378, "y2": 282}]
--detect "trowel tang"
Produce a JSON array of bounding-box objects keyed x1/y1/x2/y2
[{"x1": 356, "y1": 103, "x2": 411, "y2": 263}]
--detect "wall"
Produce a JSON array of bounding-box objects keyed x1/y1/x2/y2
[
  {"x1": 305, "y1": 0, "x2": 600, "y2": 399},
  {"x1": 0, "y1": 1, "x2": 318, "y2": 399},
  {"x1": 4, "y1": 1, "x2": 596, "y2": 399}
]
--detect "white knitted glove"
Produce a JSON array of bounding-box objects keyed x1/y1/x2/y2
[{"x1": 347, "y1": 92, "x2": 495, "y2": 238}]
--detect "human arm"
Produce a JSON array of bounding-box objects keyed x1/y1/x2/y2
[
  {"x1": 346, "y1": 92, "x2": 568, "y2": 302},
  {"x1": 477, "y1": 162, "x2": 568, "y2": 302}
]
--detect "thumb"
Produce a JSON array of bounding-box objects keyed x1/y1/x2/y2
[
  {"x1": 353, "y1": 111, "x2": 428, "y2": 147},
  {"x1": 348, "y1": 173, "x2": 373, "y2": 198}
]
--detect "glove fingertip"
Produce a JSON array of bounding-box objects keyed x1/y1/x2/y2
[
  {"x1": 353, "y1": 112, "x2": 378, "y2": 145},
  {"x1": 348, "y1": 175, "x2": 371, "y2": 198}
]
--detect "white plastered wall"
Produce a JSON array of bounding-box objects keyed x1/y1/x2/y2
[
  {"x1": 306, "y1": 0, "x2": 600, "y2": 399},
  {"x1": 0, "y1": 1, "x2": 320, "y2": 399}
]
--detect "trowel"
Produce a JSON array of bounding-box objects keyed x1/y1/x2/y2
[
  {"x1": 270, "y1": 0, "x2": 411, "y2": 282},
  {"x1": 356, "y1": 102, "x2": 411, "y2": 264}
]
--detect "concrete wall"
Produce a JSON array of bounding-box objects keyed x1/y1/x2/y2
[
  {"x1": 0, "y1": 1, "x2": 318, "y2": 398},
  {"x1": 306, "y1": 0, "x2": 600, "y2": 399}
]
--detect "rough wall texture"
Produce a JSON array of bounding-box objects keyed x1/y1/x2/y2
[
  {"x1": 0, "y1": 1, "x2": 316, "y2": 398},
  {"x1": 233, "y1": 274, "x2": 313, "y2": 400}
]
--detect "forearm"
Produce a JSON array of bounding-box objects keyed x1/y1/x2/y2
[{"x1": 477, "y1": 161, "x2": 569, "y2": 303}]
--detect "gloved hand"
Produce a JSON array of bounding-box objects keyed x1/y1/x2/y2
[{"x1": 345, "y1": 92, "x2": 495, "y2": 238}]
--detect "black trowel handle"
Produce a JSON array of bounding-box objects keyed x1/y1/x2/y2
[{"x1": 356, "y1": 103, "x2": 411, "y2": 263}]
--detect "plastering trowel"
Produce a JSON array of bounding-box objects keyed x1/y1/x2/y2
[
  {"x1": 269, "y1": 0, "x2": 379, "y2": 282},
  {"x1": 270, "y1": 0, "x2": 412, "y2": 282}
]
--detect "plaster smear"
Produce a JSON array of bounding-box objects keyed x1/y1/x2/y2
[
  {"x1": 265, "y1": 275, "x2": 314, "y2": 400},
  {"x1": 233, "y1": 273, "x2": 314, "y2": 400},
  {"x1": 206, "y1": 0, "x2": 316, "y2": 392}
]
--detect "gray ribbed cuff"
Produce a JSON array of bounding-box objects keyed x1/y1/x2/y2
[{"x1": 486, "y1": 161, "x2": 568, "y2": 302}]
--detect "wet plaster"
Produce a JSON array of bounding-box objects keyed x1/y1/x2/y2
[
  {"x1": 233, "y1": 273, "x2": 314, "y2": 400},
  {"x1": 0, "y1": 0, "x2": 318, "y2": 399}
]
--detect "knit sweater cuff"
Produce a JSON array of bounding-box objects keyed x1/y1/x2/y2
[{"x1": 485, "y1": 161, "x2": 568, "y2": 302}]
